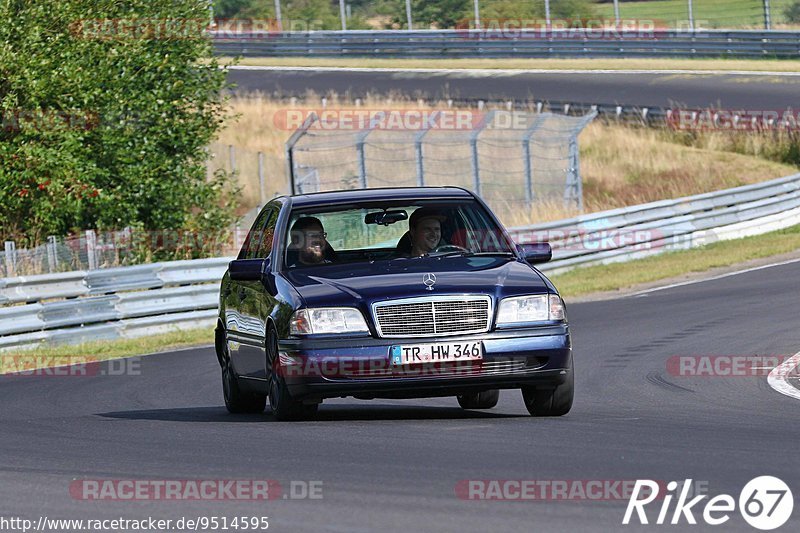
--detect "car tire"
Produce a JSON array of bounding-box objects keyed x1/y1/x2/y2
[
  {"x1": 521, "y1": 357, "x2": 574, "y2": 417},
  {"x1": 457, "y1": 389, "x2": 500, "y2": 409},
  {"x1": 267, "y1": 326, "x2": 318, "y2": 421},
  {"x1": 219, "y1": 335, "x2": 267, "y2": 414}
]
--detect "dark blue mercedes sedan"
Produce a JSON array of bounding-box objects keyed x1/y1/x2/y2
[{"x1": 216, "y1": 187, "x2": 573, "y2": 420}]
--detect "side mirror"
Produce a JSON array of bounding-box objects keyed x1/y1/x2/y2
[
  {"x1": 229, "y1": 258, "x2": 270, "y2": 281},
  {"x1": 518, "y1": 243, "x2": 552, "y2": 264}
]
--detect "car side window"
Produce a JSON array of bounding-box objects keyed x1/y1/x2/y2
[
  {"x1": 238, "y1": 206, "x2": 276, "y2": 260},
  {"x1": 253, "y1": 205, "x2": 279, "y2": 259}
]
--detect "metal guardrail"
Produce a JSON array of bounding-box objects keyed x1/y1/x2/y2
[
  {"x1": 520, "y1": 172, "x2": 800, "y2": 274},
  {"x1": 0, "y1": 259, "x2": 231, "y2": 350},
  {"x1": 213, "y1": 29, "x2": 800, "y2": 58},
  {"x1": 2, "y1": 172, "x2": 800, "y2": 349}
]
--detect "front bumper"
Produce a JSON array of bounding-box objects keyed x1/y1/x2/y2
[{"x1": 277, "y1": 324, "x2": 571, "y2": 400}]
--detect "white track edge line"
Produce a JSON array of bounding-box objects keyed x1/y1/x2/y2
[{"x1": 768, "y1": 351, "x2": 800, "y2": 401}]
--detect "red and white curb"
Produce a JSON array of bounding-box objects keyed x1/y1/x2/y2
[{"x1": 768, "y1": 351, "x2": 800, "y2": 401}]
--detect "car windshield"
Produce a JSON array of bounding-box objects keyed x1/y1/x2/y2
[{"x1": 283, "y1": 200, "x2": 515, "y2": 269}]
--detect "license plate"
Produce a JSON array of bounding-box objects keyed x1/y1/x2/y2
[{"x1": 390, "y1": 341, "x2": 483, "y2": 365}]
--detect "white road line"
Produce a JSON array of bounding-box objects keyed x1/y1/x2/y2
[
  {"x1": 630, "y1": 257, "x2": 800, "y2": 297},
  {"x1": 227, "y1": 65, "x2": 800, "y2": 77},
  {"x1": 768, "y1": 352, "x2": 800, "y2": 401}
]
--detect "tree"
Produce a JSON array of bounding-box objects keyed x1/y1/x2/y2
[{"x1": 0, "y1": 0, "x2": 236, "y2": 256}]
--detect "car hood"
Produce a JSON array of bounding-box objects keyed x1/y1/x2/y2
[{"x1": 282, "y1": 257, "x2": 550, "y2": 309}]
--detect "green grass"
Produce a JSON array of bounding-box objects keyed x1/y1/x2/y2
[
  {"x1": 594, "y1": 0, "x2": 797, "y2": 29},
  {"x1": 550, "y1": 224, "x2": 800, "y2": 297},
  {"x1": 0, "y1": 328, "x2": 214, "y2": 375}
]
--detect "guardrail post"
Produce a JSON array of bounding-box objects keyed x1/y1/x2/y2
[
  {"x1": 4, "y1": 241, "x2": 16, "y2": 277},
  {"x1": 258, "y1": 151, "x2": 265, "y2": 208},
  {"x1": 46, "y1": 236, "x2": 57, "y2": 273},
  {"x1": 86, "y1": 230, "x2": 98, "y2": 270}
]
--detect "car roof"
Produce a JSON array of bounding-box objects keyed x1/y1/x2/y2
[{"x1": 285, "y1": 187, "x2": 474, "y2": 208}]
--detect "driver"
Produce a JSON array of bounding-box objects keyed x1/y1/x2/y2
[
  {"x1": 408, "y1": 207, "x2": 447, "y2": 257},
  {"x1": 287, "y1": 216, "x2": 336, "y2": 267}
]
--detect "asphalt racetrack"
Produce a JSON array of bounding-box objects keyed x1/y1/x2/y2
[
  {"x1": 227, "y1": 67, "x2": 800, "y2": 110},
  {"x1": 2, "y1": 260, "x2": 798, "y2": 532}
]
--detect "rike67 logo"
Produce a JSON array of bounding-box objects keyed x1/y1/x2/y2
[{"x1": 623, "y1": 476, "x2": 793, "y2": 530}]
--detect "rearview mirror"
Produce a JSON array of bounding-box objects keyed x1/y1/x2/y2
[
  {"x1": 518, "y1": 243, "x2": 552, "y2": 264},
  {"x1": 365, "y1": 210, "x2": 408, "y2": 226},
  {"x1": 229, "y1": 258, "x2": 270, "y2": 281}
]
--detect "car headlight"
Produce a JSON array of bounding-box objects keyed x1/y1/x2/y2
[
  {"x1": 496, "y1": 294, "x2": 566, "y2": 325},
  {"x1": 289, "y1": 308, "x2": 370, "y2": 335}
]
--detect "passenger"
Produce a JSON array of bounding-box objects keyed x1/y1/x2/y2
[{"x1": 287, "y1": 217, "x2": 336, "y2": 267}]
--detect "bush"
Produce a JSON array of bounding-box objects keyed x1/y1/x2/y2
[
  {"x1": 0, "y1": 0, "x2": 236, "y2": 255},
  {"x1": 785, "y1": 1, "x2": 800, "y2": 23}
]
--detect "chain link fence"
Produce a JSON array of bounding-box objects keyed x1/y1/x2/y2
[
  {"x1": 1, "y1": 229, "x2": 244, "y2": 278},
  {"x1": 285, "y1": 109, "x2": 596, "y2": 220}
]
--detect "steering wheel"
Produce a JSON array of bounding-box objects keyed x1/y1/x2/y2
[{"x1": 431, "y1": 244, "x2": 469, "y2": 254}]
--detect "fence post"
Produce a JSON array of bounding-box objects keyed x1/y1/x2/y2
[
  {"x1": 414, "y1": 110, "x2": 441, "y2": 187},
  {"x1": 47, "y1": 236, "x2": 57, "y2": 273},
  {"x1": 86, "y1": 230, "x2": 98, "y2": 270},
  {"x1": 258, "y1": 151, "x2": 266, "y2": 208},
  {"x1": 4, "y1": 241, "x2": 16, "y2": 277},
  {"x1": 613, "y1": 0, "x2": 620, "y2": 27},
  {"x1": 521, "y1": 115, "x2": 545, "y2": 210},
  {"x1": 688, "y1": 0, "x2": 695, "y2": 31},
  {"x1": 285, "y1": 112, "x2": 319, "y2": 195},
  {"x1": 228, "y1": 144, "x2": 236, "y2": 173},
  {"x1": 565, "y1": 110, "x2": 597, "y2": 212},
  {"x1": 565, "y1": 137, "x2": 583, "y2": 211},
  {"x1": 356, "y1": 142, "x2": 368, "y2": 189},
  {"x1": 469, "y1": 110, "x2": 495, "y2": 198},
  {"x1": 355, "y1": 111, "x2": 384, "y2": 189},
  {"x1": 763, "y1": 0, "x2": 772, "y2": 30}
]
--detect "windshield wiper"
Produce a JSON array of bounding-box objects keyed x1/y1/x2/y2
[{"x1": 430, "y1": 251, "x2": 515, "y2": 258}]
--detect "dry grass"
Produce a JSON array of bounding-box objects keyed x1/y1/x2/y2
[{"x1": 213, "y1": 94, "x2": 798, "y2": 225}]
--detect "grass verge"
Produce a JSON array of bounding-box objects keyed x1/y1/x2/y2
[
  {"x1": 0, "y1": 328, "x2": 214, "y2": 375},
  {"x1": 222, "y1": 57, "x2": 800, "y2": 73},
  {"x1": 550, "y1": 224, "x2": 800, "y2": 298}
]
